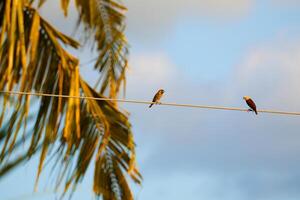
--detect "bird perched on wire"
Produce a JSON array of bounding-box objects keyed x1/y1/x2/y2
[
  {"x1": 243, "y1": 96, "x2": 258, "y2": 115},
  {"x1": 149, "y1": 89, "x2": 165, "y2": 108}
]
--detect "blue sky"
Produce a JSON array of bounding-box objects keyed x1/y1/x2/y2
[{"x1": 2, "y1": 0, "x2": 300, "y2": 200}]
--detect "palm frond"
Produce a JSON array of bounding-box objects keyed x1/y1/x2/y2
[
  {"x1": 73, "y1": 0, "x2": 129, "y2": 99},
  {"x1": 0, "y1": 1, "x2": 141, "y2": 199},
  {"x1": 28, "y1": 0, "x2": 129, "y2": 99}
]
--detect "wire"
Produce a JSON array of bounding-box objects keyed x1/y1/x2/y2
[{"x1": 0, "y1": 90, "x2": 300, "y2": 116}]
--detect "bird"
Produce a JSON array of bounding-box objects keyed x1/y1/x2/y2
[
  {"x1": 149, "y1": 89, "x2": 165, "y2": 108},
  {"x1": 243, "y1": 96, "x2": 258, "y2": 115}
]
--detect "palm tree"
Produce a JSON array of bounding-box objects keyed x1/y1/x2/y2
[{"x1": 0, "y1": 0, "x2": 142, "y2": 199}]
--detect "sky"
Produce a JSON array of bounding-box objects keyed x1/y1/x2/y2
[{"x1": 2, "y1": 0, "x2": 300, "y2": 200}]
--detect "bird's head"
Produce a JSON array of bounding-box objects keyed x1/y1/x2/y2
[
  {"x1": 243, "y1": 96, "x2": 250, "y2": 100},
  {"x1": 159, "y1": 89, "x2": 165, "y2": 94}
]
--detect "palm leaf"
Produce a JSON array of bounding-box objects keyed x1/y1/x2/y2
[
  {"x1": 73, "y1": 0, "x2": 129, "y2": 99},
  {"x1": 0, "y1": 1, "x2": 141, "y2": 199},
  {"x1": 28, "y1": 0, "x2": 129, "y2": 99}
]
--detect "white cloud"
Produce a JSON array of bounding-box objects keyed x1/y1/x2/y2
[
  {"x1": 232, "y1": 36, "x2": 300, "y2": 110},
  {"x1": 271, "y1": 0, "x2": 300, "y2": 6},
  {"x1": 125, "y1": 0, "x2": 253, "y2": 40},
  {"x1": 127, "y1": 52, "x2": 177, "y2": 93}
]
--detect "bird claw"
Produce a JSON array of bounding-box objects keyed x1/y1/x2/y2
[{"x1": 247, "y1": 109, "x2": 253, "y2": 113}]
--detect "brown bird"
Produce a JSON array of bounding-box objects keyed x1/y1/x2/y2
[
  {"x1": 149, "y1": 89, "x2": 165, "y2": 108},
  {"x1": 243, "y1": 96, "x2": 258, "y2": 115}
]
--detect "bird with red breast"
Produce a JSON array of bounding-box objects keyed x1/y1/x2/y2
[{"x1": 243, "y1": 96, "x2": 258, "y2": 115}]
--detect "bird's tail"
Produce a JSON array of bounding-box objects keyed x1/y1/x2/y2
[
  {"x1": 149, "y1": 103, "x2": 153, "y2": 108},
  {"x1": 255, "y1": 110, "x2": 258, "y2": 115}
]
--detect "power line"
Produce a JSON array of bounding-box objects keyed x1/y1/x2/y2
[{"x1": 0, "y1": 91, "x2": 299, "y2": 116}]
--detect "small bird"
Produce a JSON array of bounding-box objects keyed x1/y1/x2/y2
[
  {"x1": 243, "y1": 96, "x2": 258, "y2": 115},
  {"x1": 149, "y1": 89, "x2": 165, "y2": 108}
]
